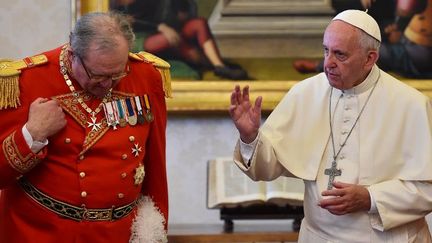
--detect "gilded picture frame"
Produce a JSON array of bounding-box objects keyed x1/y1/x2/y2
[{"x1": 166, "y1": 80, "x2": 432, "y2": 115}]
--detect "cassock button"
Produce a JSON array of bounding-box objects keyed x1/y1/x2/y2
[
  {"x1": 121, "y1": 172, "x2": 127, "y2": 178},
  {"x1": 340, "y1": 155, "x2": 345, "y2": 160},
  {"x1": 129, "y1": 136, "x2": 135, "y2": 142},
  {"x1": 118, "y1": 193, "x2": 124, "y2": 199},
  {"x1": 65, "y1": 138, "x2": 71, "y2": 144},
  {"x1": 81, "y1": 191, "x2": 87, "y2": 198},
  {"x1": 79, "y1": 172, "x2": 86, "y2": 178},
  {"x1": 79, "y1": 155, "x2": 85, "y2": 160},
  {"x1": 122, "y1": 154, "x2": 128, "y2": 160}
]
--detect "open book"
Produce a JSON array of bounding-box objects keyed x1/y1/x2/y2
[{"x1": 207, "y1": 157, "x2": 305, "y2": 209}]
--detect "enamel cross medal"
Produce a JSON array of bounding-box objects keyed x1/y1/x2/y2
[
  {"x1": 87, "y1": 115, "x2": 102, "y2": 132},
  {"x1": 324, "y1": 160, "x2": 341, "y2": 190}
]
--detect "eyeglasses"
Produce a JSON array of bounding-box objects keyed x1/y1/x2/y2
[{"x1": 77, "y1": 55, "x2": 129, "y2": 82}]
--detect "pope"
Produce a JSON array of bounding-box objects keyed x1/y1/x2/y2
[{"x1": 230, "y1": 9, "x2": 432, "y2": 242}]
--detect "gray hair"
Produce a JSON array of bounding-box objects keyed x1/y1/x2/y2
[
  {"x1": 70, "y1": 11, "x2": 135, "y2": 59},
  {"x1": 356, "y1": 28, "x2": 381, "y2": 53}
]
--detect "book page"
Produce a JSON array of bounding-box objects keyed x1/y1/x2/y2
[
  {"x1": 208, "y1": 158, "x2": 266, "y2": 208},
  {"x1": 207, "y1": 157, "x2": 304, "y2": 209},
  {"x1": 265, "y1": 176, "x2": 304, "y2": 206}
]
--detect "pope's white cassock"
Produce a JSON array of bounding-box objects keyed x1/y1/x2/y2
[{"x1": 234, "y1": 65, "x2": 432, "y2": 242}]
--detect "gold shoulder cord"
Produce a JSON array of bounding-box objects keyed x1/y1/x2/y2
[
  {"x1": 0, "y1": 55, "x2": 48, "y2": 109},
  {"x1": 129, "y1": 52, "x2": 172, "y2": 98}
]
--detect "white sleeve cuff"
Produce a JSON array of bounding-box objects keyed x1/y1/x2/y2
[
  {"x1": 367, "y1": 187, "x2": 384, "y2": 231},
  {"x1": 22, "y1": 124, "x2": 48, "y2": 153},
  {"x1": 367, "y1": 187, "x2": 378, "y2": 213},
  {"x1": 239, "y1": 136, "x2": 259, "y2": 167}
]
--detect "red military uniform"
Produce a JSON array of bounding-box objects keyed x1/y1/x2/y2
[{"x1": 0, "y1": 45, "x2": 169, "y2": 242}]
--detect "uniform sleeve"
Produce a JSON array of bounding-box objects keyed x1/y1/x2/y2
[
  {"x1": 368, "y1": 179, "x2": 432, "y2": 231},
  {"x1": 0, "y1": 105, "x2": 47, "y2": 189},
  {"x1": 141, "y1": 84, "x2": 168, "y2": 227}
]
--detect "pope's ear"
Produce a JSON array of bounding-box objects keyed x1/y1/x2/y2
[{"x1": 365, "y1": 50, "x2": 379, "y2": 68}]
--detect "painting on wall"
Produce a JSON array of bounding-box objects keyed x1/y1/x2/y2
[
  {"x1": 71, "y1": 0, "x2": 432, "y2": 114},
  {"x1": 109, "y1": 0, "x2": 257, "y2": 82}
]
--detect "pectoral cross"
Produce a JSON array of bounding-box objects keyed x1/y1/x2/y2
[{"x1": 324, "y1": 160, "x2": 341, "y2": 190}]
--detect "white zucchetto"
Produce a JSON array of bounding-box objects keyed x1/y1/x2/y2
[{"x1": 333, "y1": 9, "x2": 381, "y2": 42}]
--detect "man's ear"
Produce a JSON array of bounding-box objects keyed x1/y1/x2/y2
[
  {"x1": 67, "y1": 47, "x2": 73, "y2": 56},
  {"x1": 67, "y1": 48, "x2": 74, "y2": 62},
  {"x1": 365, "y1": 50, "x2": 379, "y2": 69}
]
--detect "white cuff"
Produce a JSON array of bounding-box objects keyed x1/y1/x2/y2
[
  {"x1": 367, "y1": 187, "x2": 378, "y2": 213},
  {"x1": 239, "y1": 136, "x2": 259, "y2": 167},
  {"x1": 367, "y1": 188, "x2": 384, "y2": 231},
  {"x1": 22, "y1": 124, "x2": 48, "y2": 153}
]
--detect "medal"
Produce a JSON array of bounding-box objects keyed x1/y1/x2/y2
[
  {"x1": 111, "y1": 101, "x2": 121, "y2": 128},
  {"x1": 134, "y1": 96, "x2": 146, "y2": 124},
  {"x1": 125, "y1": 97, "x2": 137, "y2": 126},
  {"x1": 145, "y1": 111, "x2": 154, "y2": 122},
  {"x1": 87, "y1": 116, "x2": 102, "y2": 132},
  {"x1": 137, "y1": 113, "x2": 145, "y2": 125},
  {"x1": 131, "y1": 143, "x2": 142, "y2": 157},
  {"x1": 103, "y1": 101, "x2": 118, "y2": 130},
  {"x1": 143, "y1": 94, "x2": 154, "y2": 123},
  {"x1": 121, "y1": 99, "x2": 130, "y2": 126},
  {"x1": 115, "y1": 99, "x2": 128, "y2": 127}
]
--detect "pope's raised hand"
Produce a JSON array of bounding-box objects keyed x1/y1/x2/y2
[
  {"x1": 26, "y1": 98, "x2": 67, "y2": 141},
  {"x1": 229, "y1": 85, "x2": 262, "y2": 143}
]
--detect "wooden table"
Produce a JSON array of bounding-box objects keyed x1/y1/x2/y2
[{"x1": 168, "y1": 223, "x2": 299, "y2": 243}]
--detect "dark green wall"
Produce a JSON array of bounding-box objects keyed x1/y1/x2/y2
[{"x1": 196, "y1": 0, "x2": 218, "y2": 18}]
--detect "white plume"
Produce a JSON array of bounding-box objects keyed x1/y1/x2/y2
[{"x1": 129, "y1": 196, "x2": 167, "y2": 243}]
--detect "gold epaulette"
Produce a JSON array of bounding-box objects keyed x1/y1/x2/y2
[
  {"x1": 0, "y1": 55, "x2": 48, "y2": 109},
  {"x1": 129, "y1": 52, "x2": 172, "y2": 98}
]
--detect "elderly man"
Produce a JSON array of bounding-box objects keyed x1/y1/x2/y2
[
  {"x1": 230, "y1": 10, "x2": 432, "y2": 242},
  {"x1": 0, "y1": 12, "x2": 170, "y2": 242},
  {"x1": 294, "y1": 0, "x2": 432, "y2": 79}
]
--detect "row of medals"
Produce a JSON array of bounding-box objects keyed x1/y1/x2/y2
[{"x1": 102, "y1": 95, "x2": 154, "y2": 130}]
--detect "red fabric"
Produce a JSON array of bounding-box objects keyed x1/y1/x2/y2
[
  {"x1": 0, "y1": 46, "x2": 168, "y2": 242},
  {"x1": 144, "y1": 17, "x2": 212, "y2": 61},
  {"x1": 181, "y1": 17, "x2": 212, "y2": 46}
]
